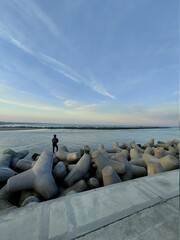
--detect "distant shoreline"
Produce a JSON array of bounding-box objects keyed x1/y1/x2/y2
[{"x1": 0, "y1": 126, "x2": 171, "y2": 131}]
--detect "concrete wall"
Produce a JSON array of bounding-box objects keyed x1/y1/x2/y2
[{"x1": 0, "y1": 169, "x2": 179, "y2": 240}]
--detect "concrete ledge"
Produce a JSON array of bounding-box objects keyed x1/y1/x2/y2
[
  {"x1": 77, "y1": 197, "x2": 179, "y2": 240},
  {"x1": 0, "y1": 169, "x2": 179, "y2": 240}
]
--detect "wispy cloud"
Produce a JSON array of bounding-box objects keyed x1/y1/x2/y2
[
  {"x1": 39, "y1": 54, "x2": 81, "y2": 83},
  {"x1": 75, "y1": 103, "x2": 98, "y2": 111},
  {"x1": 10, "y1": 37, "x2": 33, "y2": 54},
  {"x1": 0, "y1": 22, "x2": 115, "y2": 100},
  {"x1": 39, "y1": 54, "x2": 116, "y2": 99},
  {"x1": 0, "y1": 83, "x2": 63, "y2": 111},
  {"x1": 173, "y1": 90, "x2": 179, "y2": 95},
  {"x1": 64, "y1": 100, "x2": 78, "y2": 108},
  {"x1": 63, "y1": 98, "x2": 99, "y2": 111},
  {"x1": 136, "y1": 101, "x2": 179, "y2": 125},
  {"x1": 13, "y1": 0, "x2": 60, "y2": 37},
  {"x1": 0, "y1": 1, "x2": 115, "y2": 101},
  {"x1": 122, "y1": 78, "x2": 143, "y2": 86},
  {"x1": 0, "y1": 23, "x2": 33, "y2": 54},
  {"x1": 50, "y1": 90, "x2": 66, "y2": 101},
  {"x1": 87, "y1": 73, "x2": 116, "y2": 99}
]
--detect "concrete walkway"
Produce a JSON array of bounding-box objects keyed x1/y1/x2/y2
[
  {"x1": 0, "y1": 169, "x2": 179, "y2": 240},
  {"x1": 77, "y1": 196, "x2": 179, "y2": 240}
]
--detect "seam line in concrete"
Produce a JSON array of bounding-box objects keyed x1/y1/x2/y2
[
  {"x1": 165, "y1": 198, "x2": 180, "y2": 213},
  {"x1": 39, "y1": 203, "x2": 50, "y2": 240},
  {"x1": 134, "y1": 178, "x2": 177, "y2": 201}
]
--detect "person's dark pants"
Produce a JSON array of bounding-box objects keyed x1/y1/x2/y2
[{"x1": 53, "y1": 143, "x2": 58, "y2": 153}]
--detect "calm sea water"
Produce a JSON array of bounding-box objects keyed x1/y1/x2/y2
[{"x1": 0, "y1": 126, "x2": 179, "y2": 156}]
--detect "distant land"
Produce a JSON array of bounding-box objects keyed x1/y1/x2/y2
[{"x1": 0, "y1": 121, "x2": 171, "y2": 130}]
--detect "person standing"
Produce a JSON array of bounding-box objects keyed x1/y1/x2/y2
[{"x1": 52, "y1": 134, "x2": 59, "y2": 153}]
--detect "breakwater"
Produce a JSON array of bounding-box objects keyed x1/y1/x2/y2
[
  {"x1": 0, "y1": 138, "x2": 179, "y2": 211},
  {"x1": 0, "y1": 125, "x2": 170, "y2": 131}
]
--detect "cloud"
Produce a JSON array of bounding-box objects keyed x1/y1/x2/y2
[
  {"x1": 0, "y1": 83, "x2": 63, "y2": 111},
  {"x1": 75, "y1": 103, "x2": 98, "y2": 111},
  {"x1": 39, "y1": 54, "x2": 116, "y2": 99},
  {"x1": 0, "y1": 1, "x2": 115, "y2": 100},
  {"x1": 0, "y1": 23, "x2": 33, "y2": 54},
  {"x1": 122, "y1": 78, "x2": 143, "y2": 86},
  {"x1": 10, "y1": 37, "x2": 33, "y2": 54},
  {"x1": 0, "y1": 24, "x2": 115, "y2": 100},
  {"x1": 13, "y1": 0, "x2": 60, "y2": 37},
  {"x1": 39, "y1": 54, "x2": 81, "y2": 83},
  {"x1": 137, "y1": 101, "x2": 179, "y2": 125},
  {"x1": 87, "y1": 76, "x2": 116, "y2": 99},
  {"x1": 173, "y1": 90, "x2": 179, "y2": 95},
  {"x1": 63, "y1": 98, "x2": 99, "y2": 111},
  {"x1": 64, "y1": 100, "x2": 78, "y2": 108},
  {"x1": 50, "y1": 90, "x2": 66, "y2": 100}
]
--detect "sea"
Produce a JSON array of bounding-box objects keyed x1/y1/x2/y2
[{"x1": 0, "y1": 122, "x2": 179, "y2": 156}]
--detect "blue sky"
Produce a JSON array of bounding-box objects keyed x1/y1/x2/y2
[{"x1": 0, "y1": 0, "x2": 179, "y2": 126}]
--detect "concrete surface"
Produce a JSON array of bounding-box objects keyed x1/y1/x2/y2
[
  {"x1": 77, "y1": 197, "x2": 179, "y2": 240},
  {"x1": 0, "y1": 169, "x2": 179, "y2": 240}
]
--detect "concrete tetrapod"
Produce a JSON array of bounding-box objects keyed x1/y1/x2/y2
[
  {"x1": 115, "y1": 153, "x2": 133, "y2": 180},
  {"x1": 7, "y1": 151, "x2": 58, "y2": 200},
  {"x1": 167, "y1": 146, "x2": 177, "y2": 156},
  {"x1": 10, "y1": 157, "x2": 20, "y2": 171},
  {"x1": 97, "y1": 144, "x2": 110, "y2": 157},
  {"x1": 144, "y1": 146, "x2": 154, "y2": 155},
  {"x1": 116, "y1": 153, "x2": 147, "y2": 180},
  {"x1": 147, "y1": 161, "x2": 163, "y2": 175},
  {"x1": 98, "y1": 144, "x2": 105, "y2": 152},
  {"x1": 64, "y1": 153, "x2": 91, "y2": 187},
  {"x1": 92, "y1": 150, "x2": 125, "y2": 181},
  {"x1": 130, "y1": 141, "x2": 144, "y2": 153},
  {"x1": 16, "y1": 159, "x2": 35, "y2": 171},
  {"x1": 154, "y1": 147, "x2": 167, "y2": 159},
  {"x1": 0, "y1": 154, "x2": 17, "y2": 182},
  {"x1": 61, "y1": 179, "x2": 88, "y2": 196},
  {"x1": 129, "y1": 149, "x2": 146, "y2": 168},
  {"x1": 148, "y1": 138, "x2": 154, "y2": 147},
  {"x1": 142, "y1": 153, "x2": 164, "y2": 175},
  {"x1": 174, "y1": 142, "x2": 180, "y2": 154},
  {"x1": 155, "y1": 141, "x2": 170, "y2": 148},
  {"x1": 87, "y1": 177, "x2": 100, "y2": 189},
  {"x1": 142, "y1": 153, "x2": 179, "y2": 174},
  {"x1": 111, "y1": 142, "x2": 122, "y2": 152},
  {"x1": 102, "y1": 166, "x2": 121, "y2": 186},
  {"x1": 84, "y1": 145, "x2": 90, "y2": 154},
  {"x1": 67, "y1": 164, "x2": 76, "y2": 171},
  {"x1": 119, "y1": 142, "x2": 129, "y2": 150},
  {"x1": 158, "y1": 155, "x2": 179, "y2": 171},
  {"x1": 121, "y1": 149, "x2": 130, "y2": 160},
  {"x1": 130, "y1": 148, "x2": 142, "y2": 161},
  {"x1": 53, "y1": 161, "x2": 67, "y2": 181},
  {"x1": 0, "y1": 184, "x2": 17, "y2": 211},
  {"x1": 3, "y1": 149, "x2": 29, "y2": 159},
  {"x1": 2, "y1": 149, "x2": 29, "y2": 172},
  {"x1": 19, "y1": 190, "x2": 40, "y2": 207},
  {"x1": 56, "y1": 145, "x2": 81, "y2": 163}
]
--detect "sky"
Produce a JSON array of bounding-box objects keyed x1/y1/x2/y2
[{"x1": 0, "y1": 0, "x2": 179, "y2": 126}]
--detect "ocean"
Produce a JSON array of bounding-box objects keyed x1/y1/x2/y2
[{"x1": 0, "y1": 123, "x2": 179, "y2": 156}]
